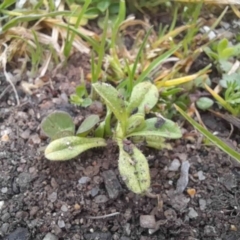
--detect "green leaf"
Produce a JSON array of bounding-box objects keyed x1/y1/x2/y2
[
  {"x1": 220, "y1": 73, "x2": 240, "y2": 88},
  {"x1": 97, "y1": 1, "x2": 110, "y2": 12},
  {"x1": 136, "y1": 46, "x2": 180, "y2": 84},
  {"x1": 175, "y1": 105, "x2": 240, "y2": 163},
  {"x1": 127, "y1": 82, "x2": 159, "y2": 115},
  {"x1": 94, "y1": 121, "x2": 105, "y2": 138},
  {"x1": 77, "y1": 115, "x2": 100, "y2": 137},
  {"x1": 204, "y1": 47, "x2": 219, "y2": 61},
  {"x1": 196, "y1": 97, "x2": 214, "y2": 110},
  {"x1": 76, "y1": 85, "x2": 86, "y2": 97},
  {"x1": 84, "y1": 7, "x2": 100, "y2": 19},
  {"x1": 118, "y1": 141, "x2": 150, "y2": 194},
  {"x1": 217, "y1": 38, "x2": 228, "y2": 54},
  {"x1": 0, "y1": 0, "x2": 15, "y2": 9},
  {"x1": 109, "y1": 3, "x2": 120, "y2": 14},
  {"x1": 127, "y1": 117, "x2": 182, "y2": 139},
  {"x1": 92, "y1": 83, "x2": 128, "y2": 130},
  {"x1": 131, "y1": 135, "x2": 167, "y2": 150},
  {"x1": 220, "y1": 47, "x2": 235, "y2": 60},
  {"x1": 41, "y1": 111, "x2": 75, "y2": 139},
  {"x1": 126, "y1": 113, "x2": 146, "y2": 135},
  {"x1": 45, "y1": 136, "x2": 107, "y2": 161},
  {"x1": 219, "y1": 60, "x2": 233, "y2": 73},
  {"x1": 81, "y1": 98, "x2": 92, "y2": 107}
]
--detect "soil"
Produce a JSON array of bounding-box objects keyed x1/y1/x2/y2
[{"x1": 1, "y1": 51, "x2": 240, "y2": 240}]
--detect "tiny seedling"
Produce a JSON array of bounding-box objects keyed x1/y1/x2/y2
[
  {"x1": 41, "y1": 82, "x2": 182, "y2": 195},
  {"x1": 204, "y1": 38, "x2": 240, "y2": 73},
  {"x1": 70, "y1": 84, "x2": 92, "y2": 107}
]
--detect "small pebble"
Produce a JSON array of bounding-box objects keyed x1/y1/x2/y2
[
  {"x1": 1, "y1": 222, "x2": 9, "y2": 234},
  {"x1": 91, "y1": 187, "x2": 99, "y2": 197},
  {"x1": 1, "y1": 134, "x2": 9, "y2": 142},
  {"x1": 140, "y1": 215, "x2": 156, "y2": 229},
  {"x1": 48, "y1": 192, "x2": 57, "y2": 202},
  {"x1": 17, "y1": 172, "x2": 32, "y2": 189},
  {"x1": 124, "y1": 223, "x2": 131, "y2": 236},
  {"x1": 219, "y1": 173, "x2": 237, "y2": 191},
  {"x1": 78, "y1": 176, "x2": 91, "y2": 184},
  {"x1": 0, "y1": 201, "x2": 5, "y2": 210},
  {"x1": 188, "y1": 207, "x2": 198, "y2": 219},
  {"x1": 30, "y1": 134, "x2": 41, "y2": 144},
  {"x1": 20, "y1": 129, "x2": 30, "y2": 139},
  {"x1": 2, "y1": 212, "x2": 11, "y2": 222},
  {"x1": 43, "y1": 233, "x2": 59, "y2": 240},
  {"x1": 51, "y1": 178, "x2": 58, "y2": 189},
  {"x1": 204, "y1": 225, "x2": 217, "y2": 237},
  {"x1": 29, "y1": 167, "x2": 36, "y2": 174},
  {"x1": 94, "y1": 195, "x2": 108, "y2": 203},
  {"x1": 5, "y1": 227, "x2": 30, "y2": 240},
  {"x1": 52, "y1": 224, "x2": 62, "y2": 235},
  {"x1": 197, "y1": 171, "x2": 206, "y2": 181},
  {"x1": 199, "y1": 199, "x2": 207, "y2": 211},
  {"x1": 61, "y1": 205, "x2": 68, "y2": 212},
  {"x1": 58, "y1": 219, "x2": 65, "y2": 228},
  {"x1": 168, "y1": 159, "x2": 180, "y2": 171},
  {"x1": 1, "y1": 187, "x2": 8, "y2": 193},
  {"x1": 74, "y1": 203, "x2": 81, "y2": 210},
  {"x1": 164, "y1": 208, "x2": 177, "y2": 221},
  {"x1": 30, "y1": 206, "x2": 39, "y2": 217},
  {"x1": 176, "y1": 161, "x2": 190, "y2": 194},
  {"x1": 102, "y1": 170, "x2": 122, "y2": 199}
]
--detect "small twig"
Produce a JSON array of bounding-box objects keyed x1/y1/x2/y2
[{"x1": 85, "y1": 212, "x2": 120, "y2": 219}]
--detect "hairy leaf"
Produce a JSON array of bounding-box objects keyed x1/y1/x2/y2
[
  {"x1": 118, "y1": 141, "x2": 150, "y2": 194},
  {"x1": 127, "y1": 117, "x2": 182, "y2": 139},
  {"x1": 127, "y1": 82, "x2": 159, "y2": 115},
  {"x1": 93, "y1": 83, "x2": 127, "y2": 130},
  {"x1": 45, "y1": 136, "x2": 107, "y2": 161},
  {"x1": 131, "y1": 135, "x2": 169, "y2": 150},
  {"x1": 126, "y1": 113, "x2": 146, "y2": 135}
]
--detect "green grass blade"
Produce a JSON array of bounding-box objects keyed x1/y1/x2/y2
[
  {"x1": 175, "y1": 105, "x2": 240, "y2": 162},
  {"x1": 0, "y1": 0, "x2": 15, "y2": 9},
  {"x1": 136, "y1": 45, "x2": 180, "y2": 84},
  {"x1": 1, "y1": 11, "x2": 70, "y2": 32},
  {"x1": 128, "y1": 27, "x2": 152, "y2": 93}
]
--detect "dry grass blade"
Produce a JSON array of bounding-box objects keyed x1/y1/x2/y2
[{"x1": 0, "y1": 43, "x2": 20, "y2": 105}]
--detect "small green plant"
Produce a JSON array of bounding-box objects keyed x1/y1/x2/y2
[
  {"x1": 41, "y1": 82, "x2": 182, "y2": 195},
  {"x1": 204, "y1": 38, "x2": 240, "y2": 73},
  {"x1": 66, "y1": 0, "x2": 121, "y2": 29},
  {"x1": 70, "y1": 84, "x2": 92, "y2": 107},
  {"x1": 219, "y1": 73, "x2": 240, "y2": 115}
]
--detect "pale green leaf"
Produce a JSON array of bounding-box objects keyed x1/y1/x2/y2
[
  {"x1": 41, "y1": 111, "x2": 75, "y2": 139},
  {"x1": 196, "y1": 97, "x2": 214, "y2": 110},
  {"x1": 217, "y1": 38, "x2": 228, "y2": 54},
  {"x1": 127, "y1": 117, "x2": 182, "y2": 139},
  {"x1": 131, "y1": 135, "x2": 167, "y2": 150},
  {"x1": 92, "y1": 83, "x2": 128, "y2": 129},
  {"x1": 118, "y1": 141, "x2": 150, "y2": 194},
  {"x1": 127, "y1": 82, "x2": 159, "y2": 115},
  {"x1": 126, "y1": 113, "x2": 146, "y2": 135},
  {"x1": 45, "y1": 136, "x2": 107, "y2": 161},
  {"x1": 77, "y1": 115, "x2": 100, "y2": 137}
]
